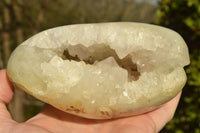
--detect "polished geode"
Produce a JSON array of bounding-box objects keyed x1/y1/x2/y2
[{"x1": 7, "y1": 22, "x2": 190, "y2": 119}]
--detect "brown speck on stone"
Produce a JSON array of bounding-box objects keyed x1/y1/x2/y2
[
  {"x1": 66, "y1": 106, "x2": 82, "y2": 113},
  {"x1": 100, "y1": 111, "x2": 105, "y2": 115},
  {"x1": 104, "y1": 111, "x2": 109, "y2": 116},
  {"x1": 100, "y1": 111, "x2": 110, "y2": 116},
  {"x1": 74, "y1": 108, "x2": 80, "y2": 113}
]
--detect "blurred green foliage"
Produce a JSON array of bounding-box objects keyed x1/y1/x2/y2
[
  {"x1": 156, "y1": 0, "x2": 200, "y2": 50},
  {"x1": 156, "y1": 0, "x2": 200, "y2": 132}
]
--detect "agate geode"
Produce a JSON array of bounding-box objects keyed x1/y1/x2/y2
[{"x1": 7, "y1": 22, "x2": 190, "y2": 119}]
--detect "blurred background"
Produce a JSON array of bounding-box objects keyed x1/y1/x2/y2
[{"x1": 0, "y1": 0, "x2": 199, "y2": 132}]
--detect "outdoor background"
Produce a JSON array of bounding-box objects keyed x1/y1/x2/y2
[{"x1": 0, "y1": 0, "x2": 199, "y2": 132}]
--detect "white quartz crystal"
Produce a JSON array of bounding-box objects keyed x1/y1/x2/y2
[{"x1": 7, "y1": 22, "x2": 190, "y2": 119}]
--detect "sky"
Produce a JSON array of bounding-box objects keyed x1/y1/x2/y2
[{"x1": 134, "y1": 0, "x2": 161, "y2": 5}]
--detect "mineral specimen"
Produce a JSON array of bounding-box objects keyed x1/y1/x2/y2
[{"x1": 7, "y1": 22, "x2": 190, "y2": 119}]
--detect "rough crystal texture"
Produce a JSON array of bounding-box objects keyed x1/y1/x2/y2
[{"x1": 7, "y1": 22, "x2": 190, "y2": 119}]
